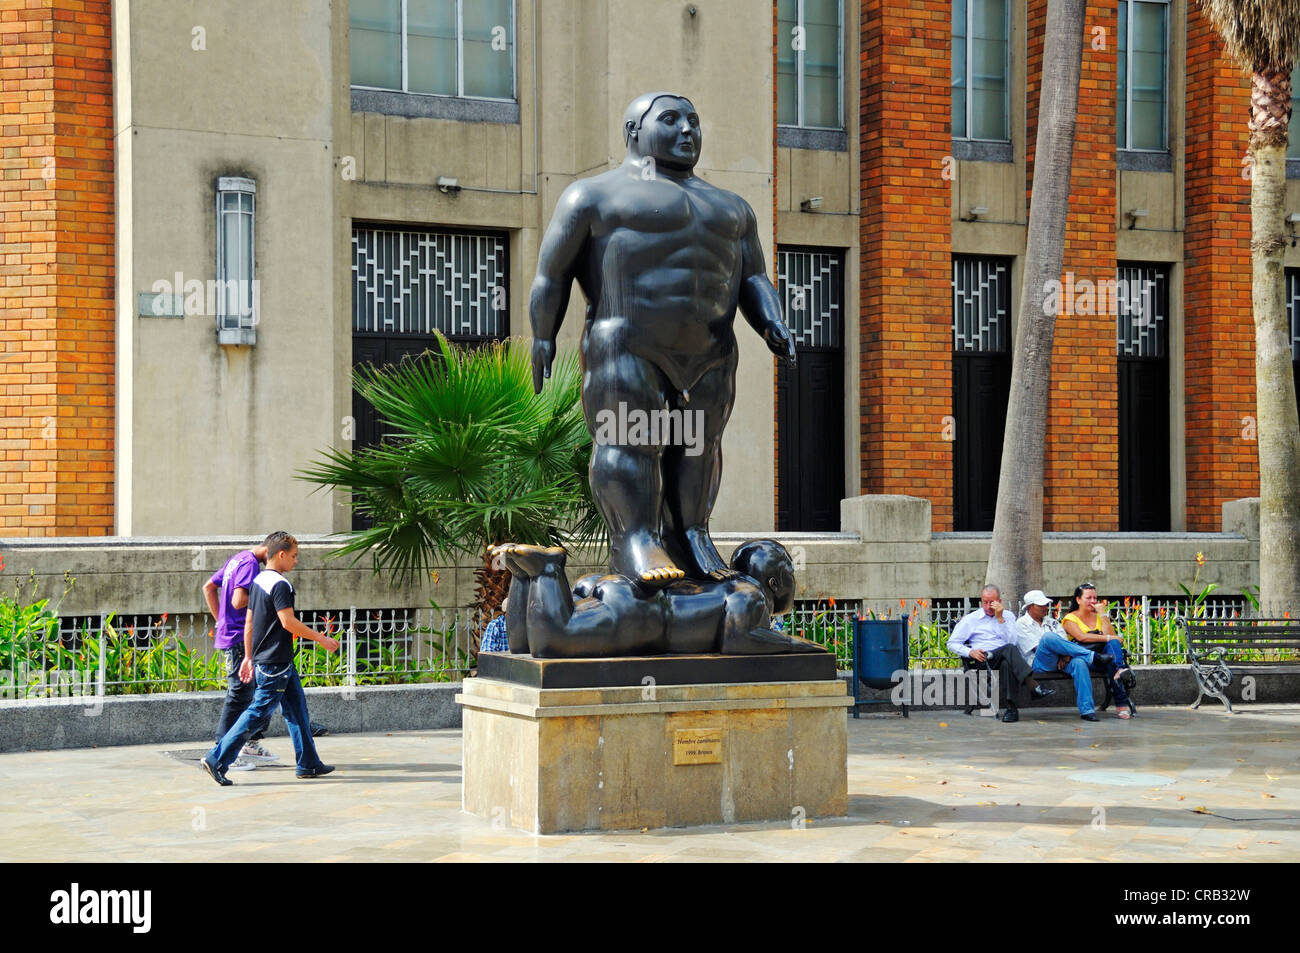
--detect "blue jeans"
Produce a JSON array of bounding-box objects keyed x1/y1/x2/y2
[
  {"x1": 1083, "y1": 637, "x2": 1133, "y2": 709},
  {"x1": 1032, "y1": 632, "x2": 1101, "y2": 715},
  {"x1": 206, "y1": 663, "x2": 323, "y2": 774},
  {"x1": 214, "y1": 643, "x2": 269, "y2": 744}
]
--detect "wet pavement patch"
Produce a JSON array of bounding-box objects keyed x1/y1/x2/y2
[{"x1": 1068, "y1": 770, "x2": 1176, "y2": 787}]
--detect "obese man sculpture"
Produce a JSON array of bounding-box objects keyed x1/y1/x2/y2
[{"x1": 510, "y1": 91, "x2": 820, "y2": 659}]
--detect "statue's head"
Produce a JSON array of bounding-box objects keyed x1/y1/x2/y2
[
  {"x1": 730, "y1": 539, "x2": 795, "y2": 615},
  {"x1": 623, "y1": 92, "x2": 700, "y2": 172}
]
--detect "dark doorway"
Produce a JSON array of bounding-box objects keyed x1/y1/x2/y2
[
  {"x1": 1117, "y1": 263, "x2": 1170, "y2": 531},
  {"x1": 1289, "y1": 269, "x2": 1299, "y2": 422},
  {"x1": 952, "y1": 256, "x2": 1013, "y2": 531},
  {"x1": 775, "y1": 248, "x2": 845, "y2": 532}
]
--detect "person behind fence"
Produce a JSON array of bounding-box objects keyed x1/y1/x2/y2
[
  {"x1": 201, "y1": 532, "x2": 340, "y2": 786},
  {"x1": 947, "y1": 584, "x2": 1053, "y2": 723},
  {"x1": 202, "y1": 543, "x2": 278, "y2": 770},
  {"x1": 1015, "y1": 589, "x2": 1111, "y2": 722},
  {"x1": 480, "y1": 598, "x2": 509, "y2": 653},
  {"x1": 1061, "y1": 583, "x2": 1136, "y2": 719}
]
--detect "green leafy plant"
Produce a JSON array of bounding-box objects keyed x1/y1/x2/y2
[{"x1": 299, "y1": 333, "x2": 605, "y2": 638}]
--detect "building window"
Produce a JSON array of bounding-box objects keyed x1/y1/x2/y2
[
  {"x1": 216, "y1": 177, "x2": 256, "y2": 346},
  {"x1": 1288, "y1": 269, "x2": 1300, "y2": 362},
  {"x1": 351, "y1": 0, "x2": 515, "y2": 102},
  {"x1": 777, "y1": 0, "x2": 843, "y2": 130},
  {"x1": 1118, "y1": 0, "x2": 1169, "y2": 152},
  {"x1": 952, "y1": 256, "x2": 1010, "y2": 353},
  {"x1": 952, "y1": 0, "x2": 1009, "y2": 142},
  {"x1": 351, "y1": 226, "x2": 508, "y2": 339}
]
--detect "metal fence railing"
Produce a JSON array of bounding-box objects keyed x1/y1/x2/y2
[
  {"x1": 1, "y1": 607, "x2": 477, "y2": 701},
  {"x1": 0, "y1": 595, "x2": 1275, "y2": 697}
]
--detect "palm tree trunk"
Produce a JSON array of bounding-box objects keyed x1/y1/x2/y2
[
  {"x1": 985, "y1": 0, "x2": 1087, "y2": 605},
  {"x1": 1247, "y1": 67, "x2": 1300, "y2": 615},
  {"x1": 471, "y1": 542, "x2": 511, "y2": 651}
]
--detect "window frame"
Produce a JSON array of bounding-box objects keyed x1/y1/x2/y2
[
  {"x1": 952, "y1": 0, "x2": 1012, "y2": 146},
  {"x1": 350, "y1": 0, "x2": 517, "y2": 104},
  {"x1": 215, "y1": 176, "x2": 257, "y2": 346},
  {"x1": 1117, "y1": 0, "x2": 1170, "y2": 156},
  {"x1": 777, "y1": 0, "x2": 845, "y2": 133}
]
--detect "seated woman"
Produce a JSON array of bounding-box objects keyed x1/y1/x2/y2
[{"x1": 1061, "y1": 583, "x2": 1136, "y2": 718}]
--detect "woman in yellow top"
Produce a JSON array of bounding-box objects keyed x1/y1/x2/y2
[{"x1": 1062, "y1": 583, "x2": 1136, "y2": 719}]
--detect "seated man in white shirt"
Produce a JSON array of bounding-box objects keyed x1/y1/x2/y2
[
  {"x1": 1014, "y1": 589, "x2": 1107, "y2": 722},
  {"x1": 947, "y1": 584, "x2": 1053, "y2": 723}
]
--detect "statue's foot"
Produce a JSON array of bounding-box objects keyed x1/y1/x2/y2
[
  {"x1": 613, "y1": 533, "x2": 686, "y2": 589},
  {"x1": 495, "y1": 543, "x2": 567, "y2": 579},
  {"x1": 722, "y1": 625, "x2": 828, "y2": 655},
  {"x1": 683, "y1": 526, "x2": 730, "y2": 578}
]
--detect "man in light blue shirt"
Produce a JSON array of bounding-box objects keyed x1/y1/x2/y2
[{"x1": 948, "y1": 585, "x2": 1052, "y2": 722}]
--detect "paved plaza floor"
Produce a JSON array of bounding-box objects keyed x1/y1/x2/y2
[{"x1": 2, "y1": 706, "x2": 1297, "y2": 862}]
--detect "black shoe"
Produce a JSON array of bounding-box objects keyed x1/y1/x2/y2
[
  {"x1": 1001, "y1": 709, "x2": 1019, "y2": 723},
  {"x1": 1031, "y1": 685, "x2": 1056, "y2": 699},
  {"x1": 200, "y1": 757, "x2": 232, "y2": 787},
  {"x1": 296, "y1": 764, "x2": 335, "y2": 779},
  {"x1": 310, "y1": 721, "x2": 329, "y2": 737},
  {"x1": 1080, "y1": 713, "x2": 1099, "y2": 722}
]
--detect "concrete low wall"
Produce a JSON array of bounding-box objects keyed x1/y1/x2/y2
[
  {"x1": 0, "y1": 683, "x2": 464, "y2": 753},
  {"x1": 841, "y1": 663, "x2": 1300, "y2": 712},
  {"x1": 0, "y1": 496, "x2": 1262, "y2": 619}
]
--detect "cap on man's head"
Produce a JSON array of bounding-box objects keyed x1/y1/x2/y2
[{"x1": 1022, "y1": 589, "x2": 1051, "y2": 607}]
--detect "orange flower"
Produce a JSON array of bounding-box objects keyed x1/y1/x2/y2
[
  {"x1": 160, "y1": 611, "x2": 169, "y2": 624},
  {"x1": 828, "y1": 597, "x2": 836, "y2": 608},
  {"x1": 1286, "y1": 611, "x2": 1293, "y2": 620},
  {"x1": 429, "y1": 570, "x2": 440, "y2": 584},
  {"x1": 899, "y1": 598, "x2": 906, "y2": 608},
  {"x1": 1195, "y1": 552, "x2": 1206, "y2": 567}
]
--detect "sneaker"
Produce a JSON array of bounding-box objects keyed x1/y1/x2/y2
[
  {"x1": 309, "y1": 721, "x2": 329, "y2": 738},
  {"x1": 1080, "y1": 712, "x2": 1099, "y2": 722},
  {"x1": 1000, "y1": 709, "x2": 1020, "y2": 723},
  {"x1": 296, "y1": 764, "x2": 335, "y2": 779},
  {"x1": 227, "y1": 758, "x2": 257, "y2": 771},
  {"x1": 1031, "y1": 685, "x2": 1056, "y2": 699},
  {"x1": 240, "y1": 739, "x2": 279, "y2": 764},
  {"x1": 200, "y1": 756, "x2": 232, "y2": 787}
]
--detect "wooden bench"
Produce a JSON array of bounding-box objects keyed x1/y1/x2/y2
[{"x1": 1181, "y1": 617, "x2": 1300, "y2": 713}]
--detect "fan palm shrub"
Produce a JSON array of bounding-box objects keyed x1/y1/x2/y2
[{"x1": 299, "y1": 333, "x2": 604, "y2": 639}]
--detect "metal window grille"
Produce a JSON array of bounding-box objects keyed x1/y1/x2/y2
[
  {"x1": 952, "y1": 256, "x2": 1010, "y2": 353},
  {"x1": 216, "y1": 177, "x2": 256, "y2": 332},
  {"x1": 776, "y1": 248, "x2": 842, "y2": 348},
  {"x1": 352, "y1": 227, "x2": 508, "y2": 338},
  {"x1": 1115, "y1": 263, "x2": 1168, "y2": 359},
  {"x1": 1287, "y1": 268, "x2": 1300, "y2": 363}
]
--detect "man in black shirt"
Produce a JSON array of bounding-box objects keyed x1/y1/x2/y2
[{"x1": 201, "y1": 532, "x2": 340, "y2": 785}]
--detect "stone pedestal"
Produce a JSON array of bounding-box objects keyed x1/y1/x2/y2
[{"x1": 457, "y1": 662, "x2": 850, "y2": 834}]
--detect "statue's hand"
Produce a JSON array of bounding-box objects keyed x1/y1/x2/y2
[
  {"x1": 766, "y1": 323, "x2": 797, "y2": 367},
  {"x1": 531, "y1": 337, "x2": 556, "y2": 394}
]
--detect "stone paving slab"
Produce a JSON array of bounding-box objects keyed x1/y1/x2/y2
[{"x1": 0, "y1": 706, "x2": 1297, "y2": 862}]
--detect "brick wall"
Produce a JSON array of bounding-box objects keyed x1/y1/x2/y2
[
  {"x1": 1034, "y1": 0, "x2": 1120, "y2": 530},
  {"x1": 1183, "y1": 3, "x2": 1257, "y2": 530},
  {"x1": 0, "y1": 0, "x2": 113, "y2": 536},
  {"x1": 859, "y1": 0, "x2": 953, "y2": 529}
]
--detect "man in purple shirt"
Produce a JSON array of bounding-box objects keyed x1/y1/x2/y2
[{"x1": 202, "y1": 545, "x2": 277, "y2": 767}]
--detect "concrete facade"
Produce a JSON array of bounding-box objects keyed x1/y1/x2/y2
[{"x1": 2, "y1": 1, "x2": 1294, "y2": 560}]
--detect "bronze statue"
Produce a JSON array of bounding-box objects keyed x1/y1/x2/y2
[
  {"x1": 529, "y1": 92, "x2": 797, "y2": 588},
  {"x1": 500, "y1": 91, "x2": 818, "y2": 659},
  {"x1": 495, "y1": 540, "x2": 820, "y2": 658}
]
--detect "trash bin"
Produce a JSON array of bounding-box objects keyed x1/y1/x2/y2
[{"x1": 852, "y1": 615, "x2": 909, "y2": 718}]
